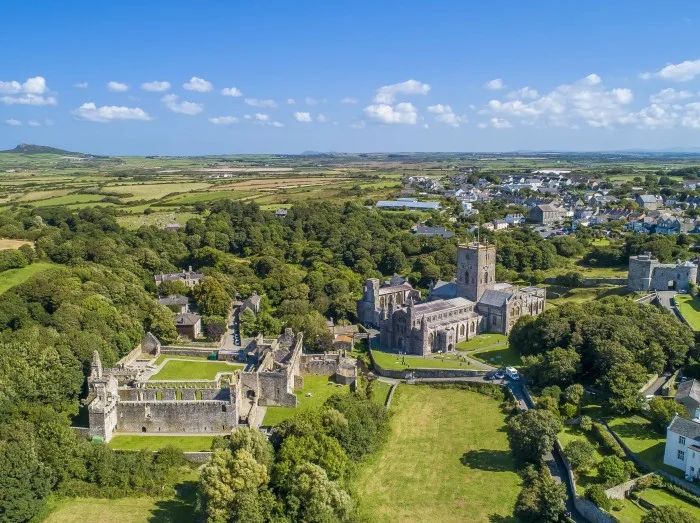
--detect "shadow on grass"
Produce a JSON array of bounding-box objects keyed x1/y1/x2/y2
[
  {"x1": 488, "y1": 515, "x2": 518, "y2": 523},
  {"x1": 148, "y1": 480, "x2": 198, "y2": 523},
  {"x1": 610, "y1": 421, "x2": 661, "y2": 442},
  {"x1": 472, "y1": 347, "x2": 522, "y2": 367},
  {"x1": 460, "y1": 449, "x2": 514, "y2": 472}
]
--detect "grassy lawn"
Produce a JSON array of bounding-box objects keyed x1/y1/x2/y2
[
  {"x1": 639, "y1": 487, "x2": 700, "y2": 517},
  {"x1": 355, "y1": 385, "x2": 521, "y2": 523},
  {"x1": 591, "y1": 238, "x2": 612, "y2": 246},
  {"x1": 116, "y1": 211, "x2": 198, "y2": 230},
  {"x1": 105, "y1": 182, "x2": 212, "y2": 202},
  {"x1": 0, "y1": 238, "x2": 32, "y2": 249},
  {"x1": 675, "y1": 294, "x2": 700, "y2": 331},
  {"x1": 109, "y1": 435, "x2": 218, "y2": 451},
  {"x1": 470, "y1": 344, "x2": 522, "y2": 368},
  {"x1": 607, "y1": 416, "x2": 682, "y2": 477},
  {"x1": 31, "y1": 193, "x2": 107, "y2": 207},
  {"x1": 43, "y1": 469, "x2": 198, "y2": 523},
  {"x1": 0, "y1": 262, "x2": 58, "y2": 294},
  {"x1": 558, "y1": 426, "x2": 607, "y2": 495},
  {"x1": 546, "y1": 285, "x2": 631, "y2": 306},
  {"x1": 165, "y1": 190, "x2": 254, "y2": 204},
  {"x1": 372, "y1": 380, "x2": 392, "y2": 406},
  {"x1": 152, "y1": 354, "x2": 218, "y2": 366},
  {"x1": 455, "y1": 333, "x2": 507, "y2": 351},
  {"x1": 149, "y1": 360, "x2": 243, "y2": 381},
  {"x1": 614, "y1": 498, "x2": 649, "y2": 523},
  {"x1": 371, "y1": 349, "x2": 480, "y2": 371},
  {"x1": 262, "y1": 375, "x2": 349, "y2": 426}
]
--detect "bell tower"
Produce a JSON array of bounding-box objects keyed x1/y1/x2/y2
[{"x1": 456, "y1": 243, "x2": 496, "y2": 302}]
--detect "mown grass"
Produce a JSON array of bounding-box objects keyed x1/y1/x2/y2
[
  {"x1": 355, "y1": 385, "x2": 521, "y2": 523},
  {"x1": 675, "y1": 294, "x2": 700, "y2": 331},
  {"x1": 558, "y1": 425, "x2": 608, "y2": 495},
  {"x1": 371, "y1": 349, "x2": 480, "y2": 370},
  {"x1": 262, "y1": 375, "x2": 349, "y2": 426},
  {"x1": 470, "y1": 344, "x2": 523, "y2": 368},
  {"x1": 149, "y1": 360, "x2": 243, "y2": 381},
  {"x1": 455, "y1": 333, "x2": 507, "y2": 351},
  {"x1": 31, "y1": 193, "x2": 106, "y2": 207},
  {"x1": 165, "y1": 190, "x2": 254, "y2": 204},
  {"x1": 0, "y1": 262, "x2": 58, "y2": 294},
  {"x1": 104, "y1": 182, "x2": 212, "y2": 202},
  {"x1": 639, "y1": 487, "x2": 700, "y2": 517},
  {"x1": 108, "y1": 435, "x2": 218, "y2": 451}
]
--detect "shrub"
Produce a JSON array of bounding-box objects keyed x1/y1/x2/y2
[
  {"x1": 598, "y1": 455, "x2": 629, "y2": 487},
  {"x1": 591, "y1": 422, "x2": 626, "y2": 458},
  {"x1": 585, "y1": 484, "x2": 612, "y2": 511},
  {"x1": 565, "y1": 440, "x2": 596, "y2": 472},
  {"x1": 580, "y1": 415, "x2": 593, "y2": 432},
  {"x1": 560, "y1": 403, "x2": 578, "y2": 419}
]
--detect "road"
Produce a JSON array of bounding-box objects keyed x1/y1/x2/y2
[
  {"x1": 643, "y1": 372, "x2": 670, "y2": 397},
  {"x1": 220, "y1": 306, "x2": 241, "y2": 351}
]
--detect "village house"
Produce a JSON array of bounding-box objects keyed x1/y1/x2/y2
[
  {"x1": 154, "y1": 266, "x2": 204, "y2": 288},
  {"x1": 636, "y1": 194, "x2": 662, "y2": 211},
  {"x1": 175, "y1": 313, "x2": 202, "y2": 340},
  {"x1": 664, "y1": 379, "x2": 700, "y2": 480},
  {"x1": 530, "y1": 203, "x2": 565, "y2": 225},
  {"x1": 157, "y1": 295, "x2": 189, "y2": 314}
]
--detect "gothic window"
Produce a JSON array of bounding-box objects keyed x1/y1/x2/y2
[
  {"x1": 460, "y1": 324, "x2": 465, "y2": 336},
  {"x1": 470, "y1": 322, "x2": 475, "y2": 333},
  {"x1": 380, "y1": 296, "x2": 385, "y2": 308},
  {"x1": 464, "y1": 270, "x2": 470, "y2": 284}
]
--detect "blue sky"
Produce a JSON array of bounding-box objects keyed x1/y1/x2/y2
[{"x1": 2, "y1": 1, "x2": 700, "y2": 154}]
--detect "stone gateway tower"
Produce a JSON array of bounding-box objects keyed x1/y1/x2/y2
[{"x1": 456, "y1": 243, "x2": 496, "y2": 302}]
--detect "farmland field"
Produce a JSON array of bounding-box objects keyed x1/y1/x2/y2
[
  {"x1": 355, "y1": 385, "x2": 521, "y2": 522},
  {"x1": 104, "y1": 182, "x2": 212, "y2": 201},
  {"x1": 0, "y1": 238, "x2": 32, "y2": 249},
  {"x1": 0, "y1": 262, "x2": 59, "y2": 294}
]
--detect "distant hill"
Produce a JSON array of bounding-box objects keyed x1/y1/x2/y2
[{"x1": 0, "y1": 143, "x2": 91, "y2": 156}]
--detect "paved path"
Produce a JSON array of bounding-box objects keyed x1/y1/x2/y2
[
  {"x1": 643, "y1": 372, "x2": 670, "y2": 397},
  {"x1": 656, "y1": 290, "x2": 676, "y2": 312}
]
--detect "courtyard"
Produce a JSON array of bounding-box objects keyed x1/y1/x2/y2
[
  {"x1": 262, "y1": 375, "x2": 350, "y2": 426},
  {"x1": 355, "y1": 385, "x2": 521, "y2": 522},
  {"x1": 148, "y1": 358, "x2": 244, "y2": 381}
]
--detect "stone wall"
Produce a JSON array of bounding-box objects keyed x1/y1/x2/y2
[
  {"x1": 605, "y1": 474, "x2": 654, "y2": 500},
  {"x1": 160, "y1": 346, "x2": 217, "y2": 358},
  {"x1": 544, "y1": 277, "x2": 627, "y2": 287},
  {"x1": 115, "y1": 344, "x2": 145, "y2": 369},
  {"x1": 117, "y1": 400, "x2": 236, "y2": 433},
  {"x1": 657, "y1": 470, "x2": 700, "y2": 497},
  {"x1": 370, "y1": 351, "x2": 486, "y2": 379},
  {"x1": 183, "y1": 452, "x2": 213, "y2": 463},
  {"x1": 300, "y1": 354, "x2": 341, "y2": 375}
]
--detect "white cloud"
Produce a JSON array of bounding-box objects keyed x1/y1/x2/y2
[
  {"x1": 490, "y1": 117, "x2": 512, "y2": 129},
  {"x1": 427, "y1": 104, "x2": 463, "y2": 127},
  {"x1": 305, "y1": 97, "x2": 319, "y2": 105},
  {"x1": 209, "y1": 116, "x2": 239, "y2": 125},
  {"x1": 73, "y1": 102, "x2": 151, "y2": 122},
  {"x1": 270, "y1": 121, "x2": 284, "y2": 128},
  {"x1": 183, "y1": 76, "x2": 213, "y2": 92},
  {"x1": 221, "y1": 87, "x2": 243, "y2": 97},
  {"x1": 580, "y1": 74, "x2": 602, "y2": 86},
  {"x1": 27, "y1": 120, "x2": 42, "y2": 127},
  {"x1": 0, "y1": 76, "x2": 55, "y2": 105},
  {"x1": 650, "y1": 88, "x2": 694, "y2": 103},
  {"x1": 107, "y1": 81, "x2": 129, "y2": 92},
  {"x1": 255, "y1": 113, "x2": 269, "y2": 121},
  {"x1": 651, "y1": 59, "x2": 700, "y2": 82},
  {"x1": 364, "y1": 102, "x2": 418, "y2": 124},
  {"x1": 482, "y1": 74, "x2": 635, "y2": 129},
  {"x1": 374, "y1": 79, "x2": 430, "y2": 104},
  {"x1": 294, "y1": 112, "x2": 312, "y2": 122},
  {"x1": 244, "y1": 114, "x2": 252, "y2": 120},
  {"x1": 287, "y1": 98, "x2": 296, "y2": 105},
  {"x1": 161, "y1": 94, "x2": 203, "y2": 115},
  {"x1": 317, "y1": 113, "x2": 328, "y2": 122},
  {"x1": 507, "y1": 87, "x2": 539, "y2": 100},
  {"x1": 484, "y1": 79, "x2": 504, "y2": 90},
  {"x1": 74, "y1": 82, "x2": 88, "y2": 89},
  {"x1": 341, "y1": 97, "x2": 357, "y2": 104},
  {"x1": 245, "y1": 98, "x2": 277, "y2": 108},
  {"x1": 141, "y1": 81, "x2": 170, "y2": 92},
  {"x1": 5, "y1": 119, "x2": 21, "y2": 126},
  {"x1": 638, "y1": 72, "x2": 653, "y2": 80},
  {"x1": 351, "y1": 120, "x2": 366, "y2": 129}
]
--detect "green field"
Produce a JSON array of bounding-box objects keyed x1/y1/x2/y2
[
  {"x1": 262, "y1": 375, "x2": 349, "y2": 426},
  {"x1": 607, "y1": 416, "x2": 681, "y2": 476},
  {"x1": 104, "y1": 182, "x2": 212, "y2": 202},
  {"x1": 109, "y1": 435, "x2": 218, "y2": 451},
  {"x1": 149, "y1": 360, "x2": 243, "y2": 381},
  {"x1": 153, "y1": 354, "x2": 218, "y2": 365},
  {"x1": 43, "y1": 469, "x2": 198, "y2": 523},
  {"x1": 455, "y1": 333, "x2": 507, "y2": 351},
  {"x1": 31, "y1": 193, "x2": 107, "y2": 207},
  {"x1": 470, "y1": 343, "x2": 523, "y2": 368},
  {"x1": 546, "y1": 284, "x2": 631, "y2": 306},
  {"x1": 372, "y1": 380, "x2": 393, "y2": 406},
  {"x1": 116, "y1": 211, "x2": 198, "y2": 230},
  {"x1": 165, "y1": 190, "x2": 254, "y2": 204},
  {"x1": 0, "y1": 262, "x2": 58, "y2": 294},
  {"x1": 371, "y1": 349, "x2": 480, "y2": 371},
  {"x1": 355, "y1": 385, "x2": 521, "y2": 522},
  {"x1": 558, "y1": 426, "x2": 608, "y2": 494},
  {"x1": 675, "y1": 294, "x2": 700, "y2": 331},
  {"x1": 639, "y1": 487, "x2": 700, "y2": 517}
]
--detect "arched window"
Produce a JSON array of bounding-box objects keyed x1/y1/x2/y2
[
  {"x1": 464, "y1": 270, "x2": 470, "y2": 284},
  {"x1": 460, "y1": 324, "x2": 465, "y2": 336},
  {"x1": 380, "y1": 296, "x2": 385, "y2": 308}
]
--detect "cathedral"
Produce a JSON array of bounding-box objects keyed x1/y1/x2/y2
[{"x1": 357, "y1": 242, "x2": 546, "y2": 356}]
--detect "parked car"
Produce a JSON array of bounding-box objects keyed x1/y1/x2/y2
[
  {"x1": 506, "y1": 367, "x2": 520, "y2": 381},
  {"x1": 494, "y1": 369, "x2": 506, "y2": 380}
]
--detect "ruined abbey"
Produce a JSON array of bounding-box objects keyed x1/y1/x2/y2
[{"x1": 357, "y1": 242, "x2": 546, "y2": 355}]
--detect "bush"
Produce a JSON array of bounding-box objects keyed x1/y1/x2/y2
[
  {"x1": 560, "y1": 403, "x2": 578, "y2": 419},
  {"x1": 598, "y1": 455, "x2": 629, "y2": 487},
  {"x1": 591, "y1": 422, "x2": 626, "y2": 459},
  {"x1": 648, "y1": 397, "x2": 686, "y2": 434},
  {"x1": 585, "y1": 484, "x2": 612, "y2": 511},
  {"x1": 580, "y1": 415, "x2": 593, "y2": 432},
  {"x1": 565, "y1": 440, "x2": 596, "y2": 471}
]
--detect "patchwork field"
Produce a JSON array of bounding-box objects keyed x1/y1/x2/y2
[
  {"x1": 262, "y1": 375, "x2": 349, "y2": 426},
  {"x1": 0, "y1": 262, "x2": 58, "y2": 294},
  {"x1": 104, "y1": 182, "x2": 212, "y2": 202},
  {"x1": 0, "y1": 238, "x2": 32, "y2": 249},
  {"x1": 355, "y1": 385, "x2": 521, "y2": 522}
]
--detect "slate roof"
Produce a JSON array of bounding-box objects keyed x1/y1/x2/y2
[
  {"x1": 175, "y1": 313, "x2": 201, "y2": 326},
  {"x1": 377, "y1": 283, "x2": 414, "y2": 295},
  {"x1": 430, "y1": 280, "x2": 458, "y2": 299},
  {"x1": 677, "y1": 379, "x2": 700, "y2": 403},
  {"x1": 638, "y1": 194, "x2": 659, "y2": 203},
  {"x1": 413, "y1": 297, "x2": 474, "y2": 315},
  {"x1": 669, "y1": 415, "x2": 700, "y2": 440},
  {"x1": 158, "y1": 295, "x2": 189, "y2": 306},
  {"x1": 478, "y1": 289, "x2": 513, "y2": 307}
]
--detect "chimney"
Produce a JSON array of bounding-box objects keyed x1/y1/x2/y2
[{"x1": 188, "y1": 265, "x2": 193, "y2": 272}]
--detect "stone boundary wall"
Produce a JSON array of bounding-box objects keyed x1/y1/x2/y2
[
  {"x1": 161, "y1": 346, "x2": 217, "y2": 358},
  {"x1": 300, "y1": 354, "x2": 341, "y2": 375},
  {"x1": 605, "y1": 474, "x2": 653, "y2": 500},
  {"x1": 657, "y1": 470, "x2": 700, "y2": 497},
  {"x1": 661, "y1": 370, "x2": 680, "y2": 397},
  {"x1": 71, "y1": 426, "x2": 90, "y2": 438},
  {"x1": 635, "y1": 294, "x2": 655, "y2": 304},
  {"x1": 115, "y1": 343, "x2": 145, "y2": 369},
  {"x1": 385, "y1": 383, "x2": 398, "y2": 409},
  {"x1": 369, "y1": 351, "x2": 486, "y2": 379},
  {"x1": 183, "y1": 452, "x2": 213, "y2": 463},
  {"x1": 521, "y1": 384, "x2": 537, "y2": 409},
  {"x1": 603, "y1": 420, "x2": 652, "y2": 473},
  {"x1": 543, "y1": 277, "x2": 627, "y2": 287}
]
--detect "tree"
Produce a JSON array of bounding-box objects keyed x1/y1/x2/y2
[
  {"x1": 565, "y1": 440, "x2": 596, "y2": 472},
  {"x1": 507, "y1": 409, "x2": 563, "y2": 463},
  {"x1": 157, "y1": 279, "x2": 189, "y2": 297},
  {"x1": 203, "y1": 315, "x2": 227, "y2": 342},
  {"x1": 0, "y1": 434, "x2": 54, "y2": 523},
  {"x1": 597, "y1": 455, "x2": 628, "y2": 487},
  {"x1": 648, "y1": 397, "x2": 686, "y2": 434},
  {"x1": 147, "y1": 304, "x2": 177, "y2": 344},
  {"x1": 228, "y1": 427, "x2": 274, "y2": 470},
  {"x1": 239, "y1": 308, "x2": 257, "y2": 338},
  {"x1": 284, "y1": 462, "x2": 353, "y2": 523},
  {"x1": 193, "y1": 276, "x2": 231, "y2": 318},
  {"x1": 198, "y1": 449, "x2": 270, "y2": 523},
  {"x1": 522, "y1": 347, "x2": 580, "y2": 387},
  {"x1": 273, "y1": 434, "x2": 349, "y2": 490},
  {"x1": 563, "y1": 383, "x2": 585, "y2": 408},
  {"x1": 642, "y1": 505, "x2": 700, "y2": 523},
  {"x1": 585, "y1": 484, "x2": 612, "y2": 511},
  {"x1": 514, "y1": 465, "x2": 567, "y2": 523}
]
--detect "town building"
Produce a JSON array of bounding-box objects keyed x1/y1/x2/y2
[
  {"x1": 357, "y1": 243, "x2": 546, "y2": 355},
  {"x1": 636, "y1": 194, "x2": 662, "y2": 211},
  {"x1": 530, "y1": 203, "x2": 565, "y2": 225},
  {"x1": 411, "y1": 224, "x2": 454, "y2": 238},
  {"x1": 157, "y1": 295, "x2": 189, "y2": 314},
  {"x1": 627, "y1": 252, "x2": 698, "y2": 292},
  {"x1": 154, "y1": 266, "x2": 204, "y2": 288},
  {"x1": 175, "y1": 312, "x2": 202, "y2": 340},
  {"x1": 376, "y1": 198, "x2": 441, "y2": 211},
  {"x1": 663, "y1": 380, "x2": 700, "y2": 480}
]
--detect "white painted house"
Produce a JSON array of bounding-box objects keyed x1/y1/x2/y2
[{"x1": 663, "y1": 379, "x2": 700, "y2": 479}]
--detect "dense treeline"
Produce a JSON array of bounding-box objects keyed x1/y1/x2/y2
[
  {"x1": 583, "y1": 233, "x2": 693, "y2": 267},
  {"x1": 510, "y1": 297, "x2": 696, "y2": 413}
]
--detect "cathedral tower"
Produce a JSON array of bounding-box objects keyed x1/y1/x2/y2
[{"x1": 456, "y1": 243, "x2": 496, "y2": 302}]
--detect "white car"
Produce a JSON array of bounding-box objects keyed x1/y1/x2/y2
[{"x1": 506, "y1": 366, "x2": 520, "y2": 381}]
